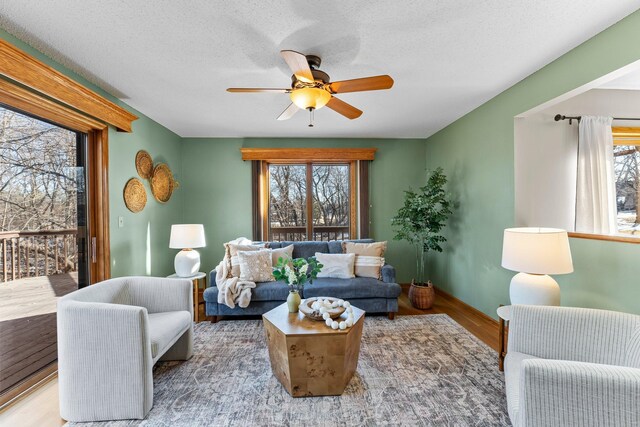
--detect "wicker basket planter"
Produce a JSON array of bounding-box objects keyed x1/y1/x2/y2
[{"x1": 408, "y1": 280, "x2": 435, "y2": 309}]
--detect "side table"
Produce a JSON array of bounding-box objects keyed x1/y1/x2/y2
[
  {"x1": 497, "y1": 305, "x2": 511, "y2": 371},
  {"x1": 168, "y1": 272, "x2": 207, "y2": 322}
]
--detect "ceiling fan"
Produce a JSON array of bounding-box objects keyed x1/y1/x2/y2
[{"x1": 227, "y1": 50, "x2": 394, "y2": 126}]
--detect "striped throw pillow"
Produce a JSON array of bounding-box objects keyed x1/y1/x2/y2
[{"x1": 343, "y1": 241, "x2": 387, "y2": 279}]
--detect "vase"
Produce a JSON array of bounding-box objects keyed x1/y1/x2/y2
[
  {"x1": 408, "y1": 280, "x2": 435, "y2": 309},
  {"x1": 287, "y1": 290, "x2": 301, "y2": 313}
]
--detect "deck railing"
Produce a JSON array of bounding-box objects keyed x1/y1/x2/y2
[
  {"x1": 0, "y1": 229, "x2": 78, "y2": 283},
  {"x1": 270, "y1": 225, "x2": 350, "y2": 242}
]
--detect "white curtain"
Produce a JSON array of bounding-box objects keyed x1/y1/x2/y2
[{"x1": 575, "y1": 116, "x2": 617, "y2": 234}]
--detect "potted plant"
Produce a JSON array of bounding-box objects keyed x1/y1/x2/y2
[
  {"x1": 273, "y1": 256, "x2": 323, "y2": 312},
  {"x1": 391, "y1": 168, "x2": 453, "y2": 309}
]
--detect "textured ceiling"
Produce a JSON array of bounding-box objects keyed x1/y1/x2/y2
[{"x1": 0, "y1": 1, "x2": 638, "y2": 138}]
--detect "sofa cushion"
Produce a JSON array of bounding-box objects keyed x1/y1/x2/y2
[
  {"x1": 148, "y1": 311, "x2": 191, "y2": 359},
  {"x1": 251, "y1": 280, "x2": 290, "y2": 301},
  {"x1": 280, "y1": 241, "x2": 329, "y2": 258},
  {"x1": 303, "y1": 277, "x2": 401, "y2": 299},
  {"x1": 504, "y1": 351, "x2": 542, "y2": 424}
]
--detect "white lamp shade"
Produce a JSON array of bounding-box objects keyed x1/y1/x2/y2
[
  {"x1": 501, "y1": 227, "x2": 573, "y2": 275},
  {"x1": 169, "y1": 224, "x2": 206, "y2": 249}
]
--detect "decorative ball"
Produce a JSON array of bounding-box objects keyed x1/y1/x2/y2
[
  {"x1": 331, "y1": 321, "x2": 339, "y2": 330},
  {"x1": 339, "y1": 321, "x2": 346, "y2": 330},
  {"x1": 343, "y1": 301, "x2": 351, "y2": 308},
  {"x1": 325, "y1": 318, "x2": 332, "y2": 326},
  {"x1": 322, "y1": 312, "x2": 330, "y2": 320},
  {"x1": 346, "y1": 307, "x2": 353, "y2": 313},
  {"x1": 311, "y1": 302, "x2": 319, "y2": 310},
  {"x1": 337, "y1": 299, "x2": 344, "y2": 306},
  {"x1": 319, "y1": 307, "x2": 327, "y2": 314},
  {"x1": 346, "y1": 319, "x2": 353, "y2": 327}
]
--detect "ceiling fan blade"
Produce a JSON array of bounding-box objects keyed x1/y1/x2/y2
[
  {"x1": 277, "y1": 103, "x2": 299, "y2": 121},
  {"x1": 227, "y1": 88, "x2": 290, "y2": 93},
  {"x1": 326, "y1": 96, "x2": 363, "y2": 120},
  {"x1": 280, "y1": 50, "x2": 314, "y2": 83},
  {"x1": 328, "y1": 75, "x2": 394, "y2": 94}
]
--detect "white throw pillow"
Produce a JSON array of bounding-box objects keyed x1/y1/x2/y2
[
  {"x1": 237, "y1": 250, "x2": 274, "y2": 282},
  {"x1": 315, "y1": 252, "x2": 355, "y2": 279}
]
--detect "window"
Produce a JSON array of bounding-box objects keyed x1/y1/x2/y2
[
  {"x1": 242, "y1": 148, "x2": 376, "y2": 242},
  {"x1": 268, "y1": 163, "x2": 353, "y2": 241},
  {"x1": 613, "y1": 127, "x2": 640, "y2": 235}
]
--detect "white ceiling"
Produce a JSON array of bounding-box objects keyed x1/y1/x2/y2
[{"x1": 0, "y1": 1, "x2": 638, "y2": 138}]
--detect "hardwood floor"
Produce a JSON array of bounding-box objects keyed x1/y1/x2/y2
[{"x1": 0, "y1": 286, "x2": 501, "y2": 427}]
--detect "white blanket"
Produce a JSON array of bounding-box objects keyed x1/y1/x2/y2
[{"x1": 216, "y1": 257, "x2": 256, "y2": 309}]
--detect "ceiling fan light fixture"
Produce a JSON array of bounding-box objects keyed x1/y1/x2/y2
[{"x1": 290, "y1": 87, "x2": 331, "y2": 110}]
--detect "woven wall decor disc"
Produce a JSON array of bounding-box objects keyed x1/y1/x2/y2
[
  {"x1": 135, "y1": 150, "x2": 153, "y2": 179},
  {"x1": 123, "y1": 178, "x2": 147, "y2": 213},
  {"x1": 150, "y1": 163, "x2": 178, "y2": 203}
]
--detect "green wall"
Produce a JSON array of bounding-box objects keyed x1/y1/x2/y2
[
  {"x1": 180, "y1": 138, "x2": 426, "y2": 282},
  {"x1": 0, "y1": 29, "x2": 183, "y2": 278},
  {"x1": 424, "y1": 10, "x2": 640, "y2": 318}
]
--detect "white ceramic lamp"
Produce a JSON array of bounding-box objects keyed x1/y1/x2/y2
[
  {"x1": 501, "y1": 227, "x2": 573, "y2": 306},
  {"x1": 170, "y1": 224, "x2": 206, "y2": 277}
]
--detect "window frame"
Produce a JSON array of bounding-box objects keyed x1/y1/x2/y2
[
  {"x1": 263, "y1": 160, "x2": 357, "y2": 242},
  {"x1": 568, "y1": 126, "x2": 640, "y2": 244},
  {"x1": 243, "y1": 147, "x2": 376, "y2": 242}
]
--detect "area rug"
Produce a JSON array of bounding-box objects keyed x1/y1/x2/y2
[{"x1": 69, "y1": 314, "x2": 510, "y2": 426}]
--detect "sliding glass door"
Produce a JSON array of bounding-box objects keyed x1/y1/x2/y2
[{"x1": 0, "y1": 104, "x2": 89, "y2": 395}]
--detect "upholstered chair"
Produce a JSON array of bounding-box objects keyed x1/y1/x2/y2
[
  {"x1": 505, "y1": 305, "x2": 640, "y2": 426},
  {"x1": 57, "y1": 276, "x2": 193, "y2": 422}
]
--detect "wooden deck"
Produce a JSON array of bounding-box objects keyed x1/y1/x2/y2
[{"x1": 0, "y1": 273, "x2": 78, "y2": 394}]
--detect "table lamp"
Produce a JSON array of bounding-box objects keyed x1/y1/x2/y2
[
  {"x1": 170, "y1": 224, "x2": 206, "y2": 277},
  {"x1": 501, "y1": 227, "x2": 573, "y2": 306}
]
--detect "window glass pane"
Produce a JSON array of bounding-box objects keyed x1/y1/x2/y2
[
  {"x1": 614, "y1": 145, "x2": 640, "y2": 235},
  {"x1": 312, "y1": 164, "x2": 350, "y2": 241},
  {"x1": 269, "y1": 164, "x2": 307, "y2": 241}
]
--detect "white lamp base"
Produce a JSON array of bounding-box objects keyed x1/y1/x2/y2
[
  {"x1": 509, "y1": 272, "x2": 560, "y2": 306},
  {"x1": 174, "y1": 249, "x2": 200, "y2": 277}
]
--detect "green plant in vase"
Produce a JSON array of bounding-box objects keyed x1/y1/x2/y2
[
  {"x1": 273, "y1": 256, "x2": 323, "y2": 313},
  {"x1": 391, "y1": 167, "x2": 453, "y2": 309}
]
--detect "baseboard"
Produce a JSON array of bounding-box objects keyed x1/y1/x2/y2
[
  {"x1": 401, "y1": 282, "x2": 500, "y2": 328},
  {"x1": 433, "y1": 287, "x2": 500, "y2": 327}
]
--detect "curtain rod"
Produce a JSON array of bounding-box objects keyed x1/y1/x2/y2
[{"x1": 554, "y1": 114, "x2": 640, "y2": 124}]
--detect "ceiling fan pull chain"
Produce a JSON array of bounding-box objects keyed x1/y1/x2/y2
[{"x1": 308, "y1": 107, "x2": 314, "y2": 127}]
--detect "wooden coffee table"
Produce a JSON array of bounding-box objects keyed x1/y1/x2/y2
[{"x1": 262, "y1": 301, "x2": 365, "y2": 397}]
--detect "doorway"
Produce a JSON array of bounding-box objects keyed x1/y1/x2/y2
[{"x1": 0, "y1": 104, "x2": 90, "y2": 396}]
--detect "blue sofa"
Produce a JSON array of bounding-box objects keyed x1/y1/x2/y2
[{"x1": 204, "y1": 239, "x2": 402, "y2": 321}]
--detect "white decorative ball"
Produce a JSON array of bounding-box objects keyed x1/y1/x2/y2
[
  {"x1": 319, "y1": 307, "x2": 327, "y2": 314},
  {"x1": 331, "y1": 321, "x2": 339, "y2": 330},
  {"x1": 311, "y1": 302, "x2": 319, "y2": 310},
  {"x1": 343, "y1": 301, "x2": 351, "y2": 308},
  {"x1": 337, "y1": 299, "x2": 344, "y2": 306},
  {"x1": 325, "y1": 318, "x2": 332, "y2": 326},
  {"x1": 322, "y1": 312, "x2": 330, "y2": 320},
  {"x1": 347, "y1": 314, "x2": 354, "y2": 323},
  {"x1": 346, "y1": 319, "x2": 353, "y2": 327},
  {"x1": 339, "y1": 321, "x2": 346, "y2": 330}
]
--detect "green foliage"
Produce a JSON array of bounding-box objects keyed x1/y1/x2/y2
[
  {"x1": 391, "y1": 167, "x2": 453, "y2": 253},
  {"x1": 273, "y1": 256, "x2": 323, "y2": 291}
]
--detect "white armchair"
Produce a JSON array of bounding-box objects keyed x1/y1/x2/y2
[
  {"x1": 57, "y1": 276, "x2": 193, "y2": 422},
  {"x1": 505, "y1": 305, "x2": 640, "y2": 427}
]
